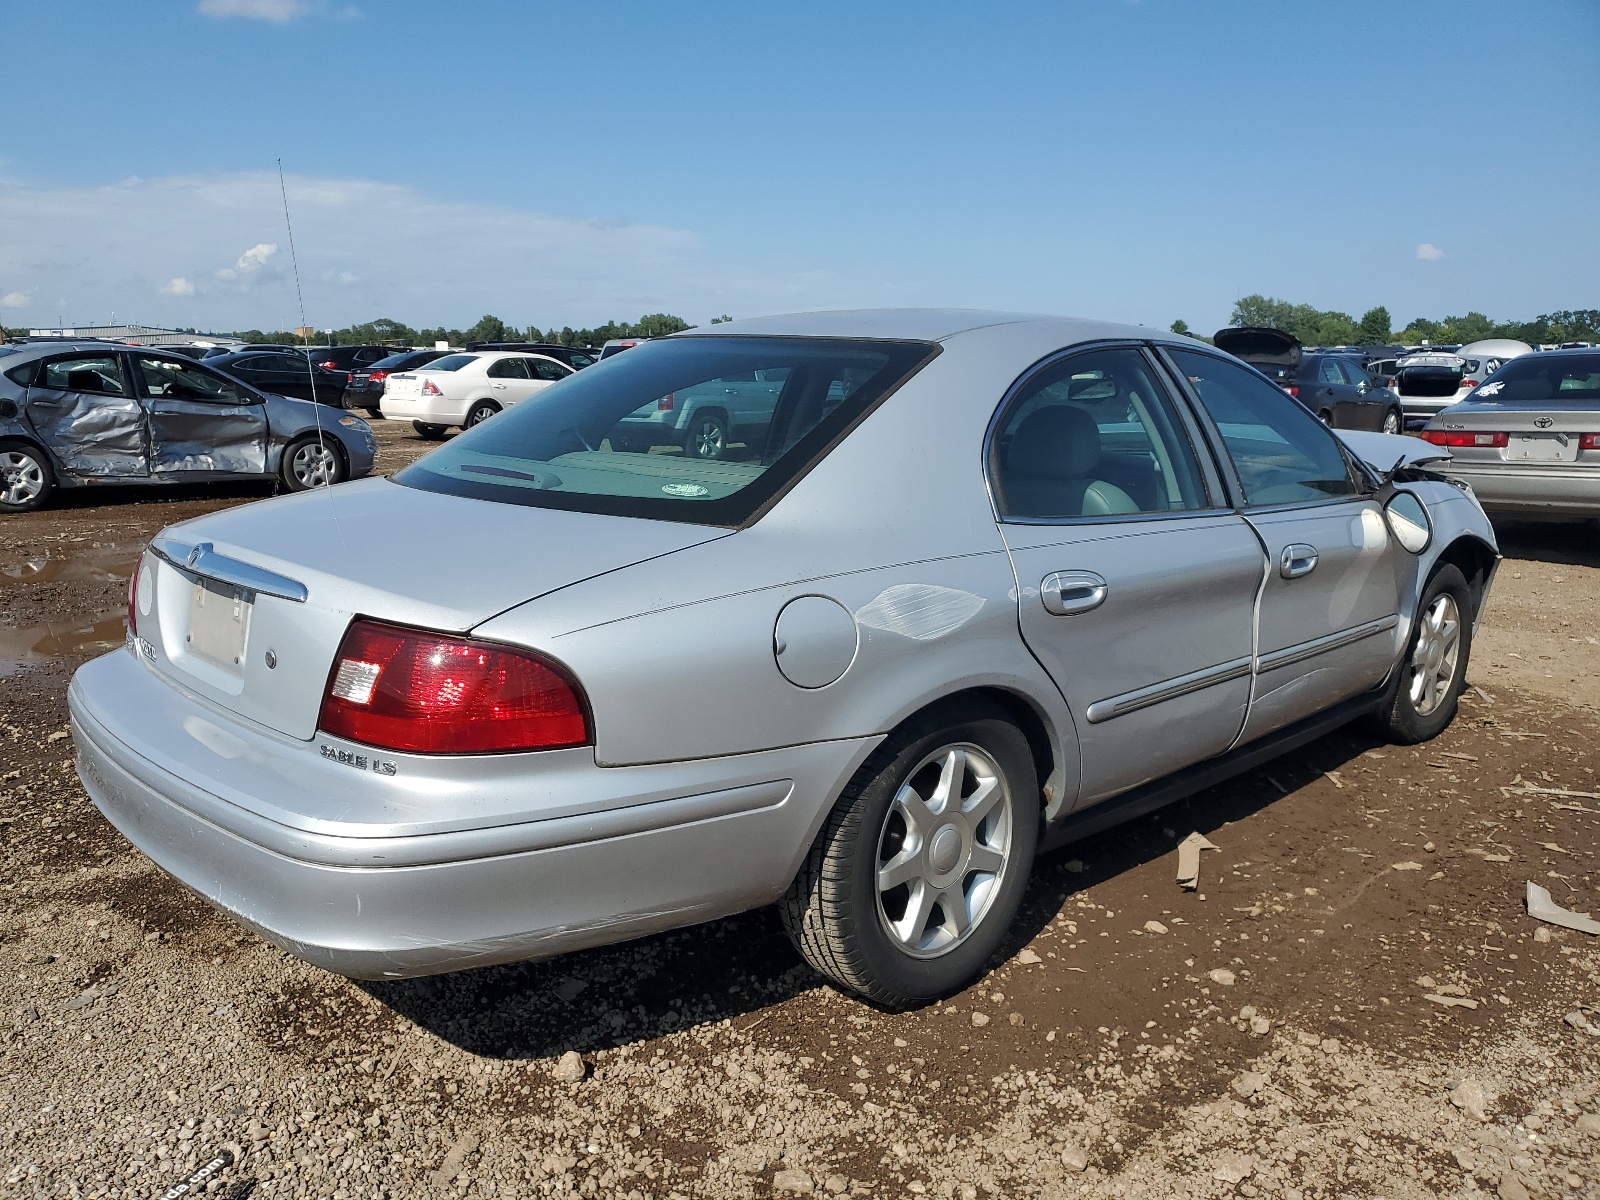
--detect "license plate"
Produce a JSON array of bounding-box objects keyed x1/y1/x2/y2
[
  {"x1": 1506, "y1": 433, "x2": 1577, "y2": 462},
  {"x1": 186, "y1": 577, "x2": 253, "y2": 667}
]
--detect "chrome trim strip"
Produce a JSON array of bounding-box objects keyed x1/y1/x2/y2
[
  {"x1": 1256, "y1": 616, "x2": 1399, "y2": 674},
  {"x1": 149, "y1": 536, "x2": 309, "y2": 603},
  {"x1": 1086, "y1": 656, "x2": 1254, "y2": 724}
]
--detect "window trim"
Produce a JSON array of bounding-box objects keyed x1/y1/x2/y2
[
  {"x1": 1152, "y1": 343, "x2": 1376, "y2": 513},
  {"x1": 982, "y1": 340, "x2": 1230, "y2": 526}
]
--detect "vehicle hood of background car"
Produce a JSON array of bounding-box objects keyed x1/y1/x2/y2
[
  {"x1": 1334, "y1": 429, "x2": 1450, "y2": 472},
  {"x1": 1212, "y1": 326, "x2": 1302, "y2": 367},
  {"x1": 157, "y1": 475, "x2": 730, "y2": 633}
]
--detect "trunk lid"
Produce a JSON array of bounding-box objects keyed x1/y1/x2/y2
[
  {"x1": 1395, "y1": 355, "x2": 1465, "y2": 398},
  {"x1": 1430, "y1": 400, "x2": 1600, "y2": 466},
  {"x1": 132, "y1": 477, "x2": 727, "y2": 739},
  {"x1": 383, "y1": 372, "x2": 428, "y2": 400},
  {"x1": 1213, "y1": 326, "x2": 1303, "y2": 369}
]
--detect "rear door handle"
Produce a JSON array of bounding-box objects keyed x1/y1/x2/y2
[
  {"x1": 1280, "y1": 544, "x2": 1319, "y2": 579},
  {"x1": 1040, "y1": 571, "x2": 1108, "y2": 615}
]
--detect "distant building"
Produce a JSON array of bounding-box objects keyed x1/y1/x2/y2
[{"x1": 26, "y1": 323, "x2": 245, "y2": 349}]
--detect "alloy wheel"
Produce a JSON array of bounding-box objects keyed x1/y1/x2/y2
[
  {"x1": 291, "y1": 443, "x2": 338, "y2": 489},
  {"x1": 1382, "y1": 411, "x2": 1401, "y2": 435},
  {"x1": 689, "y1": 417, "x2": 725, "y2": 459},
  {"x1": 875, "y1": 743, "x2": 1013, "y2": 959},
  {"x1": 0, "y1": 451, "x2": 45, "y2": 505},
  {"x1": 1408, "y1": 593, "x2": 1461, "y2": 717}
]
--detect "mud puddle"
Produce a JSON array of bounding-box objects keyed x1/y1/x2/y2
[
  {"x1": 0, "y1": 542, "x2": 141, "y2": 588},
  {"x1": 0, "y1": 609, "x2": 127, "y2": 675}
]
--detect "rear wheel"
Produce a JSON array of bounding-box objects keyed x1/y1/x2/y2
[
  {"x1": 412, "y1": 421, "x2": 448, "y2": 440},
  {"x1": 465, "y1": 401, "x2": 500, "y2": 429},
  {"x1": 1368, "y1": 564, "x2": 1473, "y2": 744},
  {"x1": 0, "y1": 441, "x2": 55, "y2": 513},
  {"x1": 682, "y1": 411, "x2": 728, "y2": 460},
  {"x1": 780, "y1": 698, "x2": 1038, "y2": 1008},
  {"x1": 280, "y1": 436, "x2": 345, "y2": 492},
  {"x1": 1318, "y1": 409, "x2": 1334, "y2": 425},
  {"x1": 1382, "y1": 408, "x2": 1402, "y2": 435}
]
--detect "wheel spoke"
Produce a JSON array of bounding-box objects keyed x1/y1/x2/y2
[
  {"x1": 966, "y1": 843, "x2": 1005, "y2": 877},
  {"x1": 936, "y1": 884, "x2": 971, "y2": 937},
  {"x1": 878, "y1": 849, "x2": 923, "y2": 893},
  {"x1": 891, "y1": 784, "x2": 936, "y2": 842},
  {"x1": 932, "y1": 748, "x2": 965, "y2": 814},
  {"x1": 893, "y1": 881, "x2": 938, "y2": 948},
  {"x1": 963, "y1": 774, "x2": 1001, "y2": 823}
]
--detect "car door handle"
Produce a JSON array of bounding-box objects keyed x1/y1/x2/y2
[
  {"x1": 491, "y1": 383, "x2": 507, "y2": 389},
  {"x1": 1040, "y1": 571, "x2": 1108, "y2": 616},
  {"x1": 1280, "y1": 544, "x2": 1319, "y2": 579}
]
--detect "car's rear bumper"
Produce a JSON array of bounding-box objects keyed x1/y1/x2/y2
[
  {"x1": 70, "y1": 650, "x2": 875, "y2": 979},
  {"x1": 1433, "y1": 463, "x2": 1600, "y2": 516},
  {"x1": 378, "y1": 395, "x2": 465, "y2": 425}
]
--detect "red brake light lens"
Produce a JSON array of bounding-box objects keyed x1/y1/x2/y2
[
  {"x1": 369, "y1": 370, "x2": 388, "y2": 383},
  {"x1": 1580, "y1": 433, "x2": 1600, "y2": 450},
  {"x1": 1462, "y1": 378, "x2": 1479, "y2": 389},
  {"x1": 658, "y1": 392, "x2": 675, "y2": 411},
  {"x1": 318, "y1": 620, "x2": 590, "y2": 754},
  {"x1": 421, "y1": 378, "x2": 443, "y2": 396},
  {"x1": 318, "y1": 360, "x2": 338, "y2": 371},
  {"x1": 1420, "y1": 430, "x2": 1508, "y2": 447},
  {"x1": 1282, "y1": 385, "x2": 1299, "y2": 399}
]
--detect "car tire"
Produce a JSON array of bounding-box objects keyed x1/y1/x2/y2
[
  {"x1": 0, "y1": 440, "x2": 56, "y2": 513},
  {"x1": 1367, "y1": 563, "x2": 1474, "y2": 745},
  {"x1": 412, "y1": 422, "x2": 448, "y2": 440},
  {"x1": 682, "y1": 411, "x2": 728, "y2": 460},
  {"x1": 1318, "y1": 409, "x2": 1333, "y2": 425},
  {"x1": 464, "y1": 401, "x2": 500, "y2": 429},
  {"x1": 780, "y1": 697, "x2": 1038, "y2": 1009},
  {"x1": 1382, "y1": 408, "x2": 1402, "y2": 435},
  {"x1": 280, "y1": 436, "x2": 346, "y2": 492},
  {"x1": 364, "y1": 407, "x2": 383, "y2": 420}
]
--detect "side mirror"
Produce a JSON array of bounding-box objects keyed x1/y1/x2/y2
[{"x1": 1385, "y1": 491, "x2": 1432, "y2": 554}]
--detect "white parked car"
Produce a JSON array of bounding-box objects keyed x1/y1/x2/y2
[
  {"x1": 1393, "y1": 338, "x2": 1533, "y2": 426},
  {"x1": 380, "y1": 352, "x2": 575, "y2": 439}
]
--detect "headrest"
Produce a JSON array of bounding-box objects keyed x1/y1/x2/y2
[
  {"x1": 66, "y1": 370, "x2": 104, "y2": 392},
  {"x1": 1006, "y1": 405, "x2": 1101, "y2": 479}
]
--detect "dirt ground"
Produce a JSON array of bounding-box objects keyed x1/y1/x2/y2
[{"x1": 2, "y1": 420, "x2": 1597, "y2": 1200}]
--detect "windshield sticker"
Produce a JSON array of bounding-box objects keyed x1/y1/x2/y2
[
  {"x1": 661, "y1": 483, "x2": 710, "y2": 498},
  {"x1": 1477, "y1": 381, "x2": 1505, "y2": 397}
]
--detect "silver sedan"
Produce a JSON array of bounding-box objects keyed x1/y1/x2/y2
[
  {"x1": 70, "y1": 311, "x2": 1499, "y2": 1007},
  {"x1": 1421, "y1": 347, "x2": 1600, "y2": 519}
]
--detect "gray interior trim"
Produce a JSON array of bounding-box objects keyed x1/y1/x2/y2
[
  {"x1": 1256, "y1": 615, "x2": 1400, "y2": 674},
  {"x1": 1086, "y1": 656, "x2": 1254, "y2": 724}
]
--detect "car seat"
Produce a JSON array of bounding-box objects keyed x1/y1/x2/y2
[
  {"x1": 66, "y1": 369, "x2": 115, "y2": 394},
  {"x1": 1002, "y1": 406, "x2": 1139, "y2": 518}
]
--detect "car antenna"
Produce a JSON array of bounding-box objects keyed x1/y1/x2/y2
[{"x1": 277, "y1": 159, "x2": 337, "y2": 498}]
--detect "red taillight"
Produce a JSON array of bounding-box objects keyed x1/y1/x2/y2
[
  {"x1": 1579, "y1": 433, "x2": 1600, "y2": 450},
  {"x1": 1282, "y1": 385, "x2": 1299, "y2": 399},
  {"x1": 1420, "y1": 430, "x2": 1509, "y2": 447},
  {"x1": 369, "y1": 370, "x2": 388, "y2": 384},
  {"x1": 1462, "y1": 379, "x2": 1479, "y2": 389},
  {"x1": 317, "y1": 620, "x2": 590, "y2": 754},
  {"x1": 318, "y1": 360, "x2": 338, "y2": 371},
  {"x1": 658, "y1": 392, "x2": 675, "y2": 411},
  {"x1": 421, "y1": 378, "x2": 443, "y2": 396},
  {"x1": 127, "y1": 555, "x2": 142, "y2": 637}
]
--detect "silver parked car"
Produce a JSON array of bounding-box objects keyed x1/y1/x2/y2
[
  {"x1": 70, "y1": 311, "x2": 1498, "y2": 1007},
  {"x1": 0, "y1": 342, "x2": 375, "y2": 511},
  {"x1": 1421, "y1": 347, "x2": 1600, "y2": 518}
]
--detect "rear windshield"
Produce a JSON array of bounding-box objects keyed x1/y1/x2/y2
[
  {"x1": 419, "y1": 354, "x2": 476, "y2": 372},
  {"x1": 373, "y1": 351, "x2": 437, "y2": 371},
  {"x1": 1476, "y1": 353, "x2": 1600, "y2": 402},
  {"x1": 395, "y1": 336, "x2": 938, "y2": 525}
]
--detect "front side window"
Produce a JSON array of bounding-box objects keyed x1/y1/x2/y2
[
  {"x1": 39, "y1": 355, "x2": 126, "y2": 396},
  {"x1": 1170, "y1": 349, "x2": 1361, "y2": 506},
  {"x1": 990, "y1": 347, "x2": 1209, "y2": 519},
  {"x1": 395, "y1": 336, "x2": 937, "y2": 525},
  {"x1": 136, "y1": 357, "x2": 248, "y2": 404}
]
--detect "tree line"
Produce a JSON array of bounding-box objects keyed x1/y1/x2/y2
[
  {"x1": 1172, "y1": 297, "x2": 1600, "y2": 348},
  {"x1": 229, "y1": 312, "x2": 707, "y2": 348}
]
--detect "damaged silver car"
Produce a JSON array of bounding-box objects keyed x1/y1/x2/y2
[
  {"x1": 70, "y1": 311, "x2": 1498, "y2": 1008},
  {"x1": 0, "y1": 342, "x2": 375, "y2": 512}
]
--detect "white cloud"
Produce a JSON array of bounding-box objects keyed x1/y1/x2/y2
[
  {"x1": 0, "y1": 291, "x2": 28, "y2": 308},
  {"x1": 1415, "y1": 243, "x2": 1445, "y2": 261},
  {"x1": 215, "y1": 242, "x2": 279, "y2": 281},
  {"x1": 197, "y1": 0, "x2": 305, "y2": 21},
  {"x1": 0, "y1": 170, "x2": 861, "y2": 331},
  {"x1": 160, "y1": 277, "x2": 196, "y2": 297}
]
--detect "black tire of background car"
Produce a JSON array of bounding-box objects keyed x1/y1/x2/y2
[
  {"x1": 683, "y1": 411, "x2": 728, "y2": 460},
  {"x1": 1383, "y1": 408, "x2": 1403, "y2": 435},
  {"x1": 465, "y1": 401, "x2": 500, "y2": 429},
  {"x1": 779, "y1": 697, "x2": 1038, "y2": 1009},
  {"x1": 1365, "y1": 563, "x2": 1474, "y2": 745},
  {"x1": 0, "y1": 440, "x2": 56, "y2": 513},
  {"x1": 278, "y1": 436, "x2": 347, "y2": 493},
  {"x1": 412, "y1": 422, "x2": 448, "y2": 440}
]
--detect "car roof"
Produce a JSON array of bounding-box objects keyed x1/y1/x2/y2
[{"x1": 670, "y1": 308, "x2": 1166, "y2": 347}]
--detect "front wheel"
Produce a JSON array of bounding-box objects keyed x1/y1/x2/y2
[
  {"x1": 412, "y1": 421, "x2": 448, "y2": 440},
  {"x1": 1367, "y1": 563, "x2": 1473, "y2": 744},
  {"x1": 0, "y1": 442, "x2": 55, "y2": 513},
  {"x1": 464, "y1": 401, "x2": 500, "y2": 429},
  {"x1": 1382, "y1": 408, "x2": 1402, "y2": 435},
  {"x1": 280, "y1": 437, "x2": 345, "y2": 492},
  {"x1": 780, "y1": 698, "x2": 1038, "y2": 1008}
]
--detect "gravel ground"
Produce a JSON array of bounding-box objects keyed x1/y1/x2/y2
[{"x1": 2, "y1": 421, "x2": 1598, "y2": 1199}]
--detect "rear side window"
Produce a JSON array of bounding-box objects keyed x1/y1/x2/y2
[
  {"x1": 422, "y1": 355, "x2": 476, "y2": 372},
  {"x1": 1478, "y1": 354, "x2": 1600, "y2": 402},
  {"x1": 40, "y1": 355, "x2": 127, "y2": 396},
  {"x1": 1170, "y1": 349, "x2": 1361, "y2": 506},
  {"x1": 395, "y1": 336, "x2": 937, "y2": 526},
  {"x1": 486, "y1": 357, "x2": 530, "y2": 379},
  {"x1": 529, "y1": 359, "x2": 572, "y2": 381},
  {"x1": 990, "y1": 347, "x2": 1209, "y2": 519}
]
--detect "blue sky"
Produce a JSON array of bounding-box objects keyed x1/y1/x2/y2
[{"x1": 2, "y1": 0, "x2": 1596, "y2": 335}]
